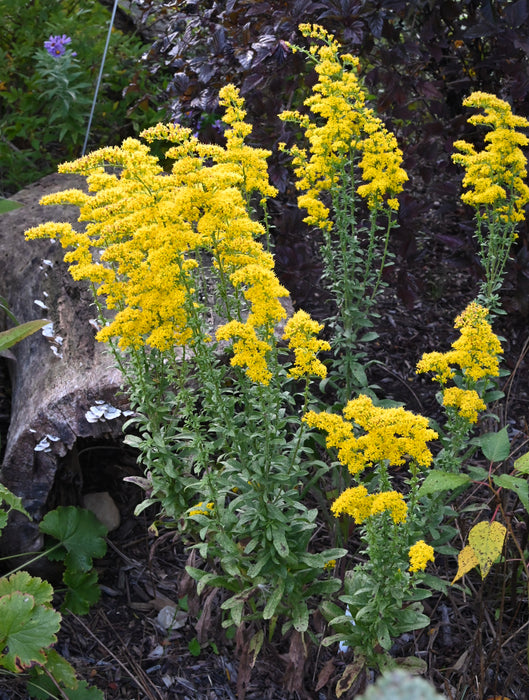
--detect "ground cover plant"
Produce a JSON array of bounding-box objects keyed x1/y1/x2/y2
[
  {"x1": 15, "y1": 18, "x2": 529, "y2": 698},
  {"x1": 0, "y1": 306, "x2": 107, "y2": 698},
  {"x1": 0, "y1": 0, "x2": 169, "y2": 196}
]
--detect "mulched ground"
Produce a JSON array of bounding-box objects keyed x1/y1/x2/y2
[{"x1": 1, "y1": 223, "x2": 529, "y2": 699}]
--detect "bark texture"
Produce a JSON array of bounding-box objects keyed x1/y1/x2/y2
[{"x1": 0, "y1": 173, "x2": 126, "y2": 554}]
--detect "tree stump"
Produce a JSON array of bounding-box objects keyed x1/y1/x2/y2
[{"x1": 0, "y1": 173, "x2": 126, "y2": 555}]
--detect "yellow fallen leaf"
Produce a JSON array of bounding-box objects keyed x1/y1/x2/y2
[
  {"x1": 469, "y1": 521, "x2": 506, "y2": 579},
  {"x1": 452, "y1": 544, "x2": 479, "y2": 584}
]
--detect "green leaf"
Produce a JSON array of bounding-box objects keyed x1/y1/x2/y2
[
  {"x1": 0, "y1": 572, "x2": 53, "y2": 606},
  {"x1": 263, "y1": 579, "x2": 285, "y2": 620},
  {"x1": 376, "y1": 620, "x2": 391, "y2": 650},
  {"x1": 292, "y1": 600, "x2": 309, "y2": 632},
  {"x1": 466, "y1": 465, "x2": 490, "y2": 482},
  {"x1": 391, "y1": 605, "x2": 430, "y2": 634},
  {"x1": 0, "y1": 319, "x2": 49, "y2": 352},
  {"x1": 271, "y1": 527, "x2": 289, "y2": 558},
  {"x1": 188, "y1": 637, "x2": 201, "y2": 657},
  {"x1": 247, "y1": 553, "x2": 270, "y2": 578},
  {"x1": 418, "y1": 470, "x2": 471, "y2": 497},
  {"x1": 58, "y1": 680, "x2": 104, "y2": 699},
  {"x1": 299, "y1": 548, "x2": 347, "y2": 568},
  {"x1": 476, "y1": 427, "x2": 510, "y2": 462},
  {"x1": 62, "y1": 569, "x2": 101, "y2": 615},
  {"x1": 514, "y1": 451, "x2": 529, "y2": 475},
  {"x1": 482, "y1": 389, "x2": 505, "y2": 403},
  {"x1": 0, "y1": 592, "x2": 61, "y2": 672},
  {"x1": 0, "y1": 484, "x2": 30, "y2": 519},
  {"x1": 39, "y1": 506, "x2": 107, "y2": 572},
  {"x1": 248, "y1": 630, "x2": 264, "y2": 668},
  {"x1": 394, "y1": 656, "x2": 428, "y2": 674},
  {"x1": 493, "y1": 474, "x2": 529, "y2": 514},
  {"x1": 26, "y1": 648, "x2": 79, "y2": 698}
]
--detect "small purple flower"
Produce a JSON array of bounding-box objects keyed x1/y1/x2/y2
[{"x1": 44, "y1": 34, "x2": 72, "y2": 57}]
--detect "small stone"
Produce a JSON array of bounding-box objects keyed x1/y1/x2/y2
[
  {"x1": 82, "y1": 491, "x2": 121, "y2": 532},
  {"x1": 156, "y1": 605, "x2": 187, "y2": 631}
]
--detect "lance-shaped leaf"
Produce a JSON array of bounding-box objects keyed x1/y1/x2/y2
[{"x1": 0, "y1": 319, "x2": 49, "y2": 352}]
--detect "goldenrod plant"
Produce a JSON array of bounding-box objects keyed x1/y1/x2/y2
[
  {"x1": 22, "y1": 22, "x2": 529, "y2": 686},
  {"x1": 452, "y1": 92, "x2": 529, "y2": 314},
  {"x1": 307, "y1": 396, "x2": 438, "y2": 669},
  {"x1": 26, "y1": 84, "x2": 345, "y2": 638},
  {"x1": 279, "y1": 24, "x2": 407, "y2": 402}
]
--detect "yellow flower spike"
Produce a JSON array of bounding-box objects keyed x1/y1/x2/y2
[
  {"x1": 343, "y1": 394, "x2": 438, "y2": 469},
  {"x1": 452, "y1": 91, "x2": 529, "y2": 222},
  {"x1": 283, "y1": 310, "x2": 331, "y2": 379},
  {"x1": 331, "y1": 486, "x2": 407, "y2": 525},
  {"x1": 216, "y1": 320, "x2": 272, "y2": 385},
  {"x1": 330, "y1": 485, "x2": 374, "y2": 522},
  {"x1": 416, "y1": 351, "x2": 455, "y2": 384},
  {"x1": 26, "y1": 85, "x2": 283, "y2": 355},
  {"x1": 442, "y1": 387, "x2": 486, "y2": 424},
  {"x1": 279, "y1": 24, "x2": 407, "y2": 229},
  {"x1": 303, "y1": 410, "x2": 365, "y2": 475},
  {"x1": 417, "y1": 303, "x2": 503, "y2": 394},
  {"x1": 408, "y1": 540, "x2": 435, "y2": 573},
  {"x1": 369, "y1": 490, "x2": 408, "y2": 524},
  {"x1": 451, "y1": 302, "x2": 503, "y2": 380},
  {"x1": 305, "y1": 396, "x2": 437, "y2": 475}
]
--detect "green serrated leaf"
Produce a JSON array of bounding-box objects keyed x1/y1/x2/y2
[
  {"x1": 0, "y1": 592, "x2": 61, "y2": 672},
  {"x1": 0, "y1": 572, "x2": 53, "y2": 606},
  {"x1": 39, "y1": 506, "x2": 107, "y2": 572},
  {"x1": 418, "y1": 470, "x2": 471, "y2": 497},
  {"x1": 0, "y1": 319, "x2": 49, "y2": 352},
  {"x1": 62, "y1": 569, "x2": 101, "y2": 615},
  {"x1": 0, "y1": 484, "x2": 30, "y2": 519},
  {"x1": 61, "y1": 680, "x2": 104, "y2": 699},
  {"x1": 477, "y1": 427, "x2": 510, "y2": 462},
  {"x1": 41, "y1": 648, "x2": 78, "y2": 689}
]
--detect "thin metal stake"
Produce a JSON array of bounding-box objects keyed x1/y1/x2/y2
[{"x1": 82, "y1": 0, "x2": 120, "y2": 156}]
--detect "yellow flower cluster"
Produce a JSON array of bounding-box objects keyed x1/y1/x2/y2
[
  {"x1": 24, "y1": 85, "x2": 301, "y2": 379},
  {"x1": 216, "y1": 320, "x2": 273, "y2": 385},
  {"x1": 303, "y1": 394, "x2": 437, "y2": 476},
  {"x1": 408, "y1": 540, "x2": 435, "y2": 573},
  {"x1": 331, "y1": 484, "x2": 408, "y2": 524},
  {"x1": 282, "y1": 310, "x2": 330, "y2": 379},
  {"x1": 279, "y1": 24, "x2": 407, "y2": 230},
  {"x1": 417, "y1": 303, "x2": 503, "y2": 423},
  {"x1": 442, "y1": 387, "x2": 486, "y2": 424},
  {"x1": 452, "y1": 91, "x2": 529, "y2": 222},
  {"x1": 188, "y1": 501, "x2": 214, "y2": 517}
]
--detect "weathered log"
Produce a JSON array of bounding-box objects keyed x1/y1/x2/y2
[{"x1": 0, "y1": 173, "x2": 126, "y2": 555}]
